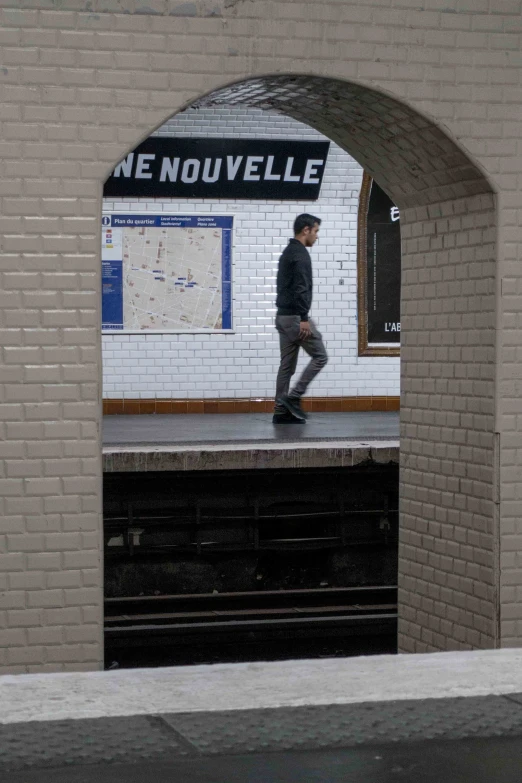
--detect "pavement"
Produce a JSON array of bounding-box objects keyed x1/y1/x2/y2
[
  {"x1": 5, "y1": 737, "x2": 522, "y2": 783},
  {"x1": 3, "y1": 650, "x2": 522, "y2": 781}
]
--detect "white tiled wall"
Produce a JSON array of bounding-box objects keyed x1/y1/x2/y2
[{"x1": 102, "y1": 107, "x2": 400, "y2": 400}]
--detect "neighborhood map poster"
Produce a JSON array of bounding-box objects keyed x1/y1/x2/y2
[{"x1": 101, "y1": 213, "x2": 233, "y2": 332}]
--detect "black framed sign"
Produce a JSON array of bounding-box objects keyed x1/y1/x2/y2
[
  {"x1": 104, "y1": 138, "x2": 330, "y2": 201},
  {"x1": 357, "y1": 173, "x2": 401, "y2": 357}
]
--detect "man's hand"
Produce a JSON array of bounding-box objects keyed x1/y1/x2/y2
[{"x1": 299, "y1": 320, "x2": 312, "y2": 340}]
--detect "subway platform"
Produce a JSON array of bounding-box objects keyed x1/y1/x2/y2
[
  {"x1": 3, "y1": 650, "x2": 522, "y2": 782},
  {"x1": 103, "y1": 411, "x2": 400, "y2": 472}
]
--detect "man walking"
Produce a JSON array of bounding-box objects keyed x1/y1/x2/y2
[{"x1": 273, "y1": 214, "x2": 328, "y2": 424}]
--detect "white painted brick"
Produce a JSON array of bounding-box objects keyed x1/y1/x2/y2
[{"x1": 102, "y1": 106, "x2": 400, "y2": 399}]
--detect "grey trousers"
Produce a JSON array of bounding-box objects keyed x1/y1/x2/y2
[{"x1": 274, "y1": 314, "x2": 328, "y2": 413}]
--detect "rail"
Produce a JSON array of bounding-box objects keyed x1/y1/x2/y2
[{"x1": 105, "y1": 585, "x2": 397, "y2": 652}]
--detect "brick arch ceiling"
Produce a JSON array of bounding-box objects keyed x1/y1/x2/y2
[{"x1": 192, "y1": 75, "x2": 492, "y2": 209}]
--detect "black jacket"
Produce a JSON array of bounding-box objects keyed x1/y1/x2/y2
[{"x1": 276, "y1": 239, "x2": 313, "y2": 321}]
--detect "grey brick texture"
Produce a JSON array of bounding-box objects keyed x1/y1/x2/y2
[
  {"x1": 0, "y1": 0, "x2": 520, "y2": 670},
  {"x1": 399, "y1": 195, "x2": 497, "y2": 652}
]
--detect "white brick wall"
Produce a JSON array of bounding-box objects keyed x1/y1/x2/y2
[{"x1": 102, "y1": 106, "x2": 400, "y2": 400}]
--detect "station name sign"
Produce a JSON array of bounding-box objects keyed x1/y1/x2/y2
[{"x1": 104, "y1": 138, "x2": 330, "y2": 200}]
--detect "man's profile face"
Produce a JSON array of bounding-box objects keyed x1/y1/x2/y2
[{"x1": 303, "y1": 222, "x2": 320, "y2": 247}]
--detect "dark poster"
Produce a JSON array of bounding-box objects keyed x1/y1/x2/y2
[
  {"x1": 366, "y1": 180, "x2": 401, "y2": 345},
  {"x1": 104, "y1": 138, "x2": 330, "y2": 200}
]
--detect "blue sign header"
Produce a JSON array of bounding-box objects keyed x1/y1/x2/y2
[{"x1": 106, "y1": 214, "x2": 234, "y2": 229}]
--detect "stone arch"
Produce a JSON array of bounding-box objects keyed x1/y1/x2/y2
[
  {"x1": 110, "y1": 73, "x2": 498, "y2": 653},
  {"x1": 2, "y1": 0, "x2": 512, "y2": 673},
  {"x1": 190, "y1": 74, "x2": 493, "y2": 209},
  {"x1": 184, "y1": 74, "x2": 498, "y2": 651}
]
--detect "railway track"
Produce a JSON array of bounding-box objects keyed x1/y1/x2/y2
[{"x1": 105, "y1": 586, "x2": 397, "y2": 665}]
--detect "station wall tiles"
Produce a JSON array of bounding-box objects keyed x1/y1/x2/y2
[{"x1": 102, "y1": 106, "x2": 401, "y2": 401}]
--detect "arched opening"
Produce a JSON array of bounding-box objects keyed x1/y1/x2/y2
[{"x1": 103, "y1": 74, "x2": 497, "y2": 655}]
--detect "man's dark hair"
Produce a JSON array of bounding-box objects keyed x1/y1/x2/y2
[{"x1": 293, "y1": 213, "x2": 321, "y2": 235}]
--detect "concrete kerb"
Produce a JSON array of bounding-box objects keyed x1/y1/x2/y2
[{"x1": 102, "y1": 440, "x2": 399, "y2": 472}]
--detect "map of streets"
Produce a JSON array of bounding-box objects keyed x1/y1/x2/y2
[{"x1": 101, "y1": 214, "x2": 233, "y2": 332}]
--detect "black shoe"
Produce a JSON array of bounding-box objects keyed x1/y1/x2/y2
[
  {"x1": 278, "y1": 395, "x2": 307, "y2": 421},
  {"x1": 272, "y1": 412, "x2": 305, "y2": 424}
]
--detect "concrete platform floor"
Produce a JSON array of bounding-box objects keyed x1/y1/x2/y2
[
  {"x1": 103, "y1": 411, "x2": 400, "y2": 446},
  {"x1": 102, "y1": 412, "x2": 400, "y2": 471}
]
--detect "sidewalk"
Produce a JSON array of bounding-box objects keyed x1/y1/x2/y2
[{"x1": 2, "y1": 650, "x2": 522, "y2": 782}]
